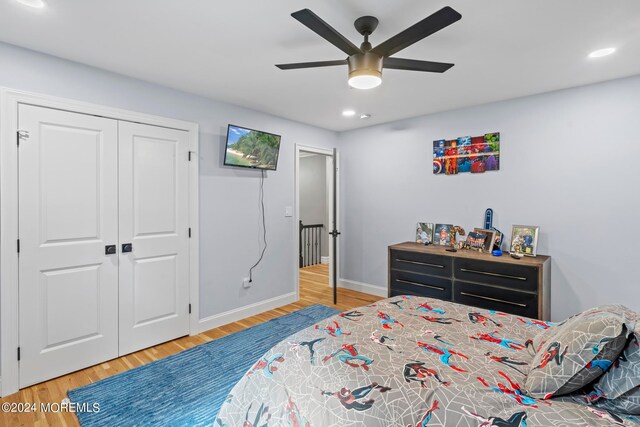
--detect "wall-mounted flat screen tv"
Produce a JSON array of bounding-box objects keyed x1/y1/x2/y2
[{"x1": 224, "y1": 124, "x2": 281, "y2": 171}]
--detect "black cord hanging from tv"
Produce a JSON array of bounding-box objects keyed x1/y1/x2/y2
[{"x1": 249, "y1": 169, "x2": 267, "y2": 282}]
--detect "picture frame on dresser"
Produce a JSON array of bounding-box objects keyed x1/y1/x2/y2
[
  {"x1": 416, "y1": 223, "x2": 434, "y2": 244},
  {"x1": 434, "y1": 224, "x2": 453, "y2": 246},
  {"x1": 465, "y1": 231, "x2": 488, "y2": 250},
  {"x1": 510, "y1": 225, "x2": 539, "y2": 256},
  {"x1": 473, "y1": 228, "x2": 496, "y2": 252}
]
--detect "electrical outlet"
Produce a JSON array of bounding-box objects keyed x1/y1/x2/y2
[{"x1": 243, "y1": 277, "x2": 251, "y2": 288}]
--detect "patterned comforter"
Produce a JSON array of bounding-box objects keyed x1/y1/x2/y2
[{"x1": 215, "y1": 297, "x2": 640, "y2": 426}]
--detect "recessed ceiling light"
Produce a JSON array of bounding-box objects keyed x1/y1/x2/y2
[
  {"x1": 15, "y1": 0, "x2": 46, "y2": 8},
  {"x1": 588, "y1": 48, "x2": 616, "y2": 58},
  {"x1": 342, "y1": 109, "x2": 356, "y2": 117},
  {"x1": 360, "y1": 114, "x2": 372, "y2": 120}
]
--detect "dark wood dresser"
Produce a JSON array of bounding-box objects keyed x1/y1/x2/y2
[{"x1": 388, "y1": 242, "x2": 551, "y2": 320}]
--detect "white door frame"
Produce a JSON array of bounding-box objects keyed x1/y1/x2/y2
[
  {"x1": 0, "y1": 88, "x2": 200, "y2": 397},
  {"x1": 294, "y1": 144, "x2": 339, "y2": 302}
]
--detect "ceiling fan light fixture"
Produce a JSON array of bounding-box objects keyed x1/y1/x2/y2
[
  {"x1": 348, "y1": 74, "x2": 382, "y2": 90},
  {"x1": 278, "y1": 7, "x2": 461, "y2": 87},
  {"x1": 348, "y1": 53, "x2": 383, "y2": 90}
]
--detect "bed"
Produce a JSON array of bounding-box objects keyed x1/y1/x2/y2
[{"x1": 215, "y1": 296, "x2": 639, "y2": 426}]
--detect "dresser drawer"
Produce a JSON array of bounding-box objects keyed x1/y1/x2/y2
[
  {"x1": 454, "y1": 258, "x2": 538, "y2": 293},
  {"x1": 453, "y1": 281, "x2": 538, "y2": 318},
  {"x1": 390, "y1": 249, "x2": 452, "y2": 278},
  {"x1": 390, "y1": 270, "x2": 452, "y2": 300}
]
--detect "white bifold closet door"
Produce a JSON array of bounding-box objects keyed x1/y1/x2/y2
[
  {"x1": 18, "y1": 105, "x2": 120, "y2": 387},
  {"x1": 117, "y1": 122, "x2": 190, "y2": 356},
  {"x1": 18, "y1": 105, "x2": 190, "y2": 388}
]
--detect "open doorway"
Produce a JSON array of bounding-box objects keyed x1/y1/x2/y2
[{"x1": 295, "y1": 145, "x2": 338, "y2": 305}]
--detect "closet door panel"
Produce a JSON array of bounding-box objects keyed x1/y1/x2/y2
[
  {"x1": 118, "y1": 122, "x2": 190, "y2": 356},
  {"x1": 18, "y1": 104, "x2": 119, "y2": 388}
]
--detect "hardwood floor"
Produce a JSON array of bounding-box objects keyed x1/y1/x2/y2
[
  {"x1": 0, "y1": 264, "x2": 381, "y2": 426},
  {"x1": 299, "y1": 262, "x2": 330, "y2": 286}
]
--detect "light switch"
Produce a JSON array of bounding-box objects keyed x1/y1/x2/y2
[{"x1": 285, "y1": 206, "x2": 293, "y2": 217}]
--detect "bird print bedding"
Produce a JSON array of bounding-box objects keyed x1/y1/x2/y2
[{"x1": 215, "y1": 296, "x2": 640, "y2": 426}]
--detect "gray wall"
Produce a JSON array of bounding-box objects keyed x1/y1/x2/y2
[
  {"x1": 3, "y1": 41, "x2": 639, "y2": 326},
  {"x1": 338, "y1": 75, "x2": 640, "y2": 321},
  {"x1": 299, "y1": 155, "x2": 329, "y2": 258},
  {"x1": 0, "y1": 42, "x2": 337, "y2": 319}
]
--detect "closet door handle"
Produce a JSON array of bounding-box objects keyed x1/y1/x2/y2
[
  {"x1": 122, "y1": 243, "x2": 133, "y2": 253},
  {"x1": 105, "y1": 245, "x2": 117, "y2": 255}
]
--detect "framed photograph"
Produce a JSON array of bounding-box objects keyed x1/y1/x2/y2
[
  {"x1": 473, "y1": 228, "x2": 497, "y2": 252},
  {"x1": 465, "y1": 231, "x2": 488, "y2": 250},
  {"x1": 510, "y1": 225, "x2": 539, "y2": 256},
  {"x1": 434, "y1": 224, "x2": 453, "y2": 246},
  {"x1": 416, "y1": 223, "x2": 434, "y2": 244}
]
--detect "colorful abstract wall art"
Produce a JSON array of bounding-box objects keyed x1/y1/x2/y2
[{"x1": 433, "y1": 132, "x2": 500, "y2": 175}]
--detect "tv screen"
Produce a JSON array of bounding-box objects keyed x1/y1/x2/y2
[{"x1": 224, "y1": 124, "x2": 281, "y2": 171}]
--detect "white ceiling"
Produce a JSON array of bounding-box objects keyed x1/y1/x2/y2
[{"x1": 1, "y1": 1, "x2": 639, "y2": 131}]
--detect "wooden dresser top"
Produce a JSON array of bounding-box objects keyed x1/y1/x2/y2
[{"x1": 389, "y1": 242, "x2": 550, "y2": 267}]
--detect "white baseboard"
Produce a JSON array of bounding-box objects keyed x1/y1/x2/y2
[
  {"x1": 338, "y1": 279, "x2": 388, "y2": 297},
  {"x1": 197, "y1": 291, "x2": 297, "y2": 334},
  {"x1": 321, "y1": 256, "x2": 329, "y2": 264}
]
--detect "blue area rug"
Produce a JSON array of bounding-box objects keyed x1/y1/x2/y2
[{"x1": 68, "y1": 304, "x2": 340, "y2": 427}]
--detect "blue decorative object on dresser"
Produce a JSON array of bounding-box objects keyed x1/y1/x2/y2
[{"x1": 484, "y1": 208, "x2": 493, "y2": 229}]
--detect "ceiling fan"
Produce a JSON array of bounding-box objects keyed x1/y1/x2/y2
[{"x1": 276, "y1": 6, "x2": 462, "y2": 89}]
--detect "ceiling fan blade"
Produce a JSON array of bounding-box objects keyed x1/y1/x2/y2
[
  {"x1": 276, "y1": 60, "x2": 348, "y2": 70},
  {"x1": 291, "y1": 9, "x2": 362, "y2": 56},
  {"x1": 371, "y1": 6, "x2": 461, "y2": 57},
  {"x1": 383, "y1": 57, "x2": 454, "y2": 73}
]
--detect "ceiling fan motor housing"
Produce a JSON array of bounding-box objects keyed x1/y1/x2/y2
[{"x1": 348, "y1": 52, "x2": 383, "y2": 80}]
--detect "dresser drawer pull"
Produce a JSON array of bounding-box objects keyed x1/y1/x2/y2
[
  {"x1": 459, "y1": 268, "x2": 527, "y2": 281},
  {"x1": 396, "y1": 259, "x2": 444, "y2": 269},
  {"x1": 396, "y1": 279, "x2": 445, "y2": 291},
  {"x1": 459, "y1": 292, "x2": 527, "y2": 308}
]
